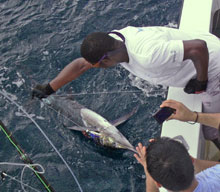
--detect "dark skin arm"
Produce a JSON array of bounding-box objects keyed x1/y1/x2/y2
[
  {"x1": 183, "y1": 39, "x2": 209, "y2": 81},
  {"x1": 50, "y1": 57, "x2": 92, "y2": 91}
]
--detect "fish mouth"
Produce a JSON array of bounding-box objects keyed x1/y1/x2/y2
[
  {"x1": 117, "y1": 145, "x2": 137, "y2": 153},
  {"x1": 98, "y1": 134, "x2": 136, "y2": 153},
  {"x1": 83, "y1": 130, "x2": 136, "y2": 153}
]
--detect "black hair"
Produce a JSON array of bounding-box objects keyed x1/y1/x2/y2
[
  {"x1": 80, "y1": 32, "x2": 116, "y2": 64},
  {"x1": 147, "y1": 137, "x2": 194, "y2": 191}
]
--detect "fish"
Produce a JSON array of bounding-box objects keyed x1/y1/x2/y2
[{"x1": 42, "y1": 95, "x2": 138, "y2": 153}]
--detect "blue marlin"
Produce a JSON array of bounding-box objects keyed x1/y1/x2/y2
[{"x1": 42, "y1": 95, "x2": 137, "y2": 152}]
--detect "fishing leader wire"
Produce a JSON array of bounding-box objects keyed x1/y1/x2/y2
[
  {"x1": 0, "y1": 90, "x2": 83, "y2": 192},
  {"x1": 54, "y1": 90, "x2": 142, "y2": 97}
]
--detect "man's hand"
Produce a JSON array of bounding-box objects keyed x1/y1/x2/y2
[
  {"x1": 32, "y1": 83, "x2": 55, "y2": 99},
  {"x1": 184, "y1": 78, "x2": 208, "y2": 94},
  {"x1": 134, "y1": 143, "x2": 147, "y2": 172},
  {"x1": 160, "y1": 99, "x2": 197, "y2": 122}
]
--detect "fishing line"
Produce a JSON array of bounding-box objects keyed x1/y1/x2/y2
[
  {"x1": 0, "y1": 90, "x2": 83, "y2": 192},
  {"x1": 20, "y1": 64, "x2": 142, "y2": 97},
  {"x1": 0, "y1": 162, "x2": 44, "y2": 192},
  {"x1": 54, "y1": 90, "x2": 142, "y2": 97}
]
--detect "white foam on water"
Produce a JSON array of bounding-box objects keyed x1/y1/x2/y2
[
  {"x1": 11, "y1": 72, "x2": 25, "y2": 88},
  {"x1": 43, "y1": 50, "x2": 49, "y2": 55},
  {"x1": 36, "y1": 116, "x2": 45, "y2": 120},
  {"x1": 165, "y1": 22, "x2": 178, "y2": 28},
  {"x1": 128, "y1": 73, "x2": 167, "y2": 98},
  {"x1": 12, "y1": 80, "x2": 24, "y2": 88},
  {"x1": 15, "y1": 112, "x2": 36, "y2": 118}
]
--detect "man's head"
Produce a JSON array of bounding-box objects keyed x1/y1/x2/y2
[
  {"x1": 147, "y1": 137, "x2": 194, "y2": 191},
  {"x1": 80, "y1": 32, "x2": 116, "y2": 65}
]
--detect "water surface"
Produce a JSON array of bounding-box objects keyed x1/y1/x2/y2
[{"x1": 0, "y1": 0, "x2": 182, "y2": 191}]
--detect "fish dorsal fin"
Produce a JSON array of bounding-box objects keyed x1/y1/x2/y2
[{"x1": 110, "y1": 107, "x2": 138, "y2": 127}]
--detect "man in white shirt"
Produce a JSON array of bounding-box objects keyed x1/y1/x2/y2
[{"x1": 31, "y1": 26, "x2": 220, "y2": 148}]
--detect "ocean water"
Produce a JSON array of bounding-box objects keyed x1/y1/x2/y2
[{"x1": 0, "y1": 0, "x2": 182, "y2": 191}]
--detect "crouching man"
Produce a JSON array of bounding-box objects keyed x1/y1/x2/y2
[{"x1": 134, "y1": 137, "x2": 220, "y2": 192}]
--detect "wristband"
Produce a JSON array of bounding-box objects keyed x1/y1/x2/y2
[
  {"x1": 45, "y1": 83, "x2": 55, "y2": 95},
  {"x1": 187, "y1": 112, "x2": 198, "y2": 125}
]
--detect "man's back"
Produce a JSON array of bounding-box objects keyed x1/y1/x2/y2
[{"x1": 112, "y1": 26, "x2": 220, "y2": 89}]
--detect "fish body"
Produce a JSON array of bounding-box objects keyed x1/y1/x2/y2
[{"x1": 43, "y1": 95, "x2": 137, "y2": 152}]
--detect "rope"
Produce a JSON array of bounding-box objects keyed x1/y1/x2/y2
[
  {"x1": 0, "y1": 162, "x2": 44, "y2": 192},
  {"x1": 0, "y1": 121, "x2": 55, "y2": 192}
]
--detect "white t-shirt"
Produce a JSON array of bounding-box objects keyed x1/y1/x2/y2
[{"x1": 110, "y1": 26, "x2": 220, "y2": 95}]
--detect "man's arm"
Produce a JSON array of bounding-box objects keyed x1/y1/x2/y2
[
  {"x1": 197, "y1": 112, "x2": 220, "y2": 129},
  {"x1": 50, "y1": 57, "x2": 92, "y2": 91},
  {"x1": 160, "y1": 99, "x2": 220, "y2": 129},
  {"x1": 183, "y1": 40, "x2": 209, "y2": 94},
  {"x1": 183, "y1": 40, "x2": 209, "y2": 81},
  {"x1": 32, "y1": 58, "x2": 93, "y2": 99}
]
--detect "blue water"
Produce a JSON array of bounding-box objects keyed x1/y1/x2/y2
[{"x1": 0, "y1": 0, "x2": 182, "y2": 191}]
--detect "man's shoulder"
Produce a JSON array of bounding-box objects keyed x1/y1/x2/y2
[
  {"x1": 196, "y1": 164, "x2": 220, "y2": 175},
  {"x1": 195, "y1": 164, "x2": 220, "y2": 183},
  {"x1": 194, "y1": 164, "x2": 220, "y2": 192}
]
